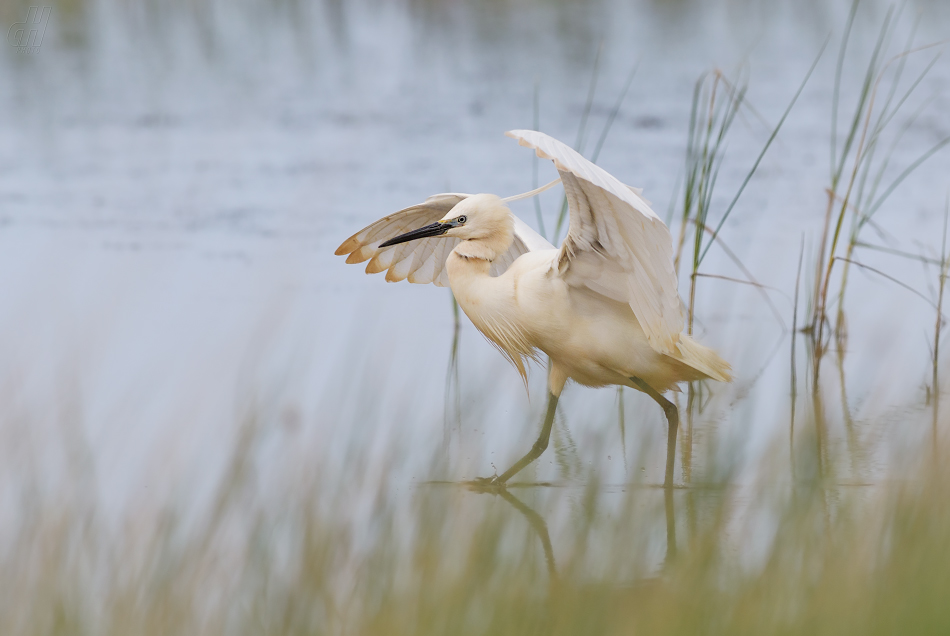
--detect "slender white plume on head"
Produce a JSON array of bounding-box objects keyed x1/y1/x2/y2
[{"x1": 501, "y1": 178, "x2": 562, "y2": 203}]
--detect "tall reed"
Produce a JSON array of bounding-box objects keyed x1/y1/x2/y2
[{"x1": 809, "y1": 1, "x2": 950, "y2": 380}]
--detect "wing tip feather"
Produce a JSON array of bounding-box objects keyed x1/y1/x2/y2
[
  {"x1": 365, "y1": 257, "x2": 387, "y2": 274},
  {"x1": 335, "y1": 236, "x2": 361, "y2": 256},
  {"x1": 345, "y1": 249, "x2": 372, "y2": 264},
  {"x1": 385, "y1": 263, "x2": 410, "y2": 283}
]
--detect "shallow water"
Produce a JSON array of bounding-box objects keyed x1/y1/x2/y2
[{"x1": 0, "y1": 0, "x2": 948, "y2": 552}]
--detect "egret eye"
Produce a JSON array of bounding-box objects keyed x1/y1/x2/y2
[{"x1": 457, "y1": 215, "x2": 467, "y2": 224}]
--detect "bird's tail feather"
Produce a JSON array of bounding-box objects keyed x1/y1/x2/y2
[{"x1": 672, "y1": 335, "x2": 732, "y2": 383}]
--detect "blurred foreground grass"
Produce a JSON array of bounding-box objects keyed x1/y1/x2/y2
[
  {"x1": 2, "y1": 0, "x2": 949, "y2": 633},
  {"x1": 2, "y1": 405, "x2": 948, "y2": 635}
]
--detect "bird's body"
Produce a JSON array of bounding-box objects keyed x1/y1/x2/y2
[
  {"x1": 443, "y1": 197, "x2": 727, "y2": 396},
  {"x1": 336, "y1": 130, "x2": 731, "y2": 487}
]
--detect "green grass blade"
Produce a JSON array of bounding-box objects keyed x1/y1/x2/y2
[
  {"x1": 590, "y1": 61, "x2": 639, "y2": 164},
  {"x1": 553, "y1": 43, "x2": 603, "y2": 243},
  {"x1": 834, "y1": 5, "x2": 895, "y2": 187},
  {"x1": 831, "y1": 0, "x2": 861, "y2": 183},
  {"x1": 865, "y1": 136, "x2": 950, "y2": 218},
  {"x1": 698, "y1": 41, "x2": 827, "y2": 265},
  {"x1": 532, "y1": 79, "x2": 546, "y2": 240}
]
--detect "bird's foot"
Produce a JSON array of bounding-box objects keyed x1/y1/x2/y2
[{"x1": 465, "y1": 475, "x2": 508, "y2": 493}]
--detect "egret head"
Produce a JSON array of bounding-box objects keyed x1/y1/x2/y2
[{"x1": 379, "y1": 193, "x2": 513, "y2": 249}]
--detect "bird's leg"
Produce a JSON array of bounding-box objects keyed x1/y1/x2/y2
[
  {"x1": 491, "y1": 390, "x2": 560, "y2": 486},
  {"x1": 630, "y1": 377, "x2": 679, "y2": 488},
  {"x1": 469, "y1": 364, "x2": 566, "y2": 492}
]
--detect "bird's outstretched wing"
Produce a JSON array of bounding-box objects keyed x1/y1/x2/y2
[
  {"x1": 335, "y1": 193, "x2": 553, "y2": 287},
  {"x1": 507, "y1": 129, "x2": 685, "y2": 356}
]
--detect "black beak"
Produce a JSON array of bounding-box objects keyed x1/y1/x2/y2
[{"x1": 379, "y1": 222, "x2": 450, "y2": 248}]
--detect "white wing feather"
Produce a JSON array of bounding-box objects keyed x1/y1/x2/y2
[
  {"x1": 506, "y1": 129, "x2": 685, "y2": 356},
  {"x1": 336, "y1": 193, "x2": 553, "y2": 286}
]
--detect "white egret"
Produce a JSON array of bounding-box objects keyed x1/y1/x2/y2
[{"x1": 336, "y1": 130, "x2": 731, "y2": 487}]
